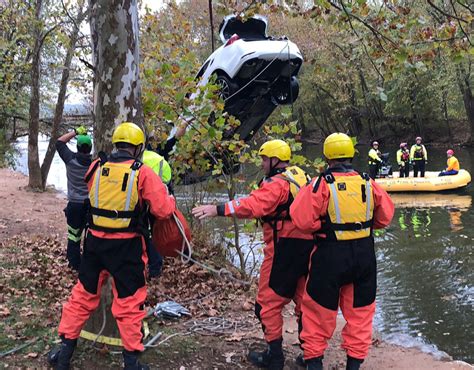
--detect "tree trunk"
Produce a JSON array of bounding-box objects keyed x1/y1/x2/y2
[
  {"x1": 456, "y1": 63, "x2": 474, "y2": 144},
  {"x1": 90, "y1": 0, "x2": 143, "y2": 154},
  {"x1": 27, "y1": 0, "x2": 43, "y2": 190},
  {"x1": 86, "y1": 0, "x2": 143, "y2": 343},
  {"x1": 347, "y1": 80, "x2": 362, "y2": 136},
  {"x1": 209, "y1": 0, "x2": 215, "y2": 52},
  {"x1": 409, "y1": 81, "x2": 424, "y2": 138},
  {"x1": 441, "y1": 90, "x2": 452, "y2": 139},
  {"x1": 40, "y1": 3, "x2": 87, "y2": 189}
]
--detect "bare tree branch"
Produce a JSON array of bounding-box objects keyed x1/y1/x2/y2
[
  {"x1": 79, "y1": 57, "x2": 95, "y2": 72},
  {"x1": 329, "y1": 0, "x2": 398, "y2": 49},
  {"x1": 455, "y1": 0, "x2": 473, "y2": 13},
  {"x1": 335, "y1": 1, "x2": 385, "y2": 81},
  {"x1": 426, "y1": 0, "x2": 468, "y2": 23},
  {"x1": 450, "y1": 0, "x2": 473, "y2": 46},
  {"x1": 38, "y1": 23, "x2": 63, "y2": 53}
]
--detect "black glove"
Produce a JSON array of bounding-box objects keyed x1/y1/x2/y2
[{"x1": 67, "y1": 244, "x2": 81, "y2": 271}]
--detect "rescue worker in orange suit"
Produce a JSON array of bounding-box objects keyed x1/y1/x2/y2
[
  {"x1": 396, "y1": 142, "x2": 410, "y2": 178},
  {"x1": 439, "y1": 149, "x2": 460, "y2": 176},
  {"x1": 48, "y1": 122, "x2": 176, "y2": 370},
  {"x1": 290, "y1": 133, "x2": 394, "y2": 370},
  {"x1": 192, "y1": 140, "x2": 314, "y2": 369},
  {"x1": 410, "y1": 136, "x2": 428, "y2": 177}
]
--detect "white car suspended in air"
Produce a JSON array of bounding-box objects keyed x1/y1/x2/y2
[{"x1": 194, "y1": 14, "x2": 304, "y2": 142}]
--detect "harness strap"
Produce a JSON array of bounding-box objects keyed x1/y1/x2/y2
[
  {"x1": 88, "y1": 224, "x2": 144, "y2": 234},
  {"x1": 330, "y1": 219, "x2": 373, "y2": 231},
  {"x1": 89, "y1": 207, "x2": 139, "y2": 219},
  {"x1": 312, "y1": 174, "x2": 324, "y2": 193}
]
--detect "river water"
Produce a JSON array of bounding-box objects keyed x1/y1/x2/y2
[{"x1": 13, "y1": 136, "x2": 474, "y2": 363}]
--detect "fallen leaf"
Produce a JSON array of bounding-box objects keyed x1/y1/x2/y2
[
  {"x1": 224, "y1": 351, "x2": 236, "y2": 363},
  {"x1": 242, "y1": 300, "x2": 253, "y2": 311},
  {"x1": 225, "y1": 332, "x2": 245, "y2": 342},
  {"x1": 24, "y1": 352, "x2": 38, "y2": 358},
  {"x1": 208, "y1": 308, "x2": 218, "y2": 317},
  {"x1": 0, "y1": 306, "x2": 10, "y2": 317}
]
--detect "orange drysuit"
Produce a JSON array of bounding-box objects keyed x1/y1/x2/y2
[
  {"x1": 290, "y1": 164, "x2": 394, "y2": 361},
  {"x1": 216, "y1": 173, "x2": 314, "y2": 342},
  {"x1": 58, "y1": 151, "x2": 176, "y2": 352}
]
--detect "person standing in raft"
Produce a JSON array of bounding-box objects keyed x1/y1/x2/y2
[
  {"x1": 410, "y1": 136, "x2": 428, "y2": 177},
  {"x1": 396, "y1": 142, "x2": 410, "y2": 178},
  {"x1": 368, "y1": 140, "x2": 383, "y2": 180},
  {"x1": 439, "y1": 149, "x2": 460, "y2": 176}
]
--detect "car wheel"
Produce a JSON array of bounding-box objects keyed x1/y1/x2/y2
[
  {"x1": 215, "y1": 74, "x2": 238, "y2": 100},
  {"x1": 271, "y1": 76, "x2": 299, "y2": 105}
]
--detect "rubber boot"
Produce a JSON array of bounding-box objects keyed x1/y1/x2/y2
[
  {"x1": 47, "y1": 336, "x2": 77, "y2": 370},
  {"x1": 305, "y1": 356, "x2": 323, "y2": 370},
  {"x1": 247, "y1": 338, "x2": 285, "y2": 369},
  {"x1": 123, "y1": 350, "x2": 150, "y2": 370},
  {"x1": 346, "y1": 356, "x2": 364, "y2": 370}
]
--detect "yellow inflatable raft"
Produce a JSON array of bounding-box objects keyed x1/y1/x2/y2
[{"x1": 375, "y1": 169, "x2": 471, "y2": 192}]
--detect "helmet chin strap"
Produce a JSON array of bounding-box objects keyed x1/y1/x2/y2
[
  {"x1": 268, "y1": 158, "x2": 283, "y2": 177},
  {"x1": 133, "y1": 144, "x2": 144, "y2": 159}
]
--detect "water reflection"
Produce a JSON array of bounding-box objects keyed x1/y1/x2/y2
[
  {"x1": 375, "y1": 195, "x2": 474, "y2": 363},
  {"x1": 448, "y1": 210, "x2": 464, "y2": 232}
]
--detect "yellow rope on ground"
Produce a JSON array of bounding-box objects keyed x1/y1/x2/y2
[{"x1": 80, "y1": 321, "x2": 150, "y2": 347}]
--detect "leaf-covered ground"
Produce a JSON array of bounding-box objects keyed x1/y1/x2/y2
[
  {"x1": 0, "y1": 233, "x2": 270, "y2": 368},
  {"x1": 1, "y1": 168, "x2": 472, "y2": 369}
]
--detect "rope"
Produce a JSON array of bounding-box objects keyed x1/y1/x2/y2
[
  {"x1": 183, "y1": 316, "x2": 255, "y2": 336},
  {"x1": 175, "y1": 249, "x2": 251, "y2": 286},
  {"x1": 223, "y1": 41, "x2": 292, "y2": 102},
  {"x1": 91, "y1": 296, "x2": 107, "y2": 347},
  {"x1": 172, "y1": 212, "x2": 251, "y2": 286},
  {"x1": 0, "y1": 338, "x2": 38, "y2": 358},
  {"x1": 146, "y1": 316, "x2": 255, "y2": 349},
  {"x1": 172, "y1": 212, "x2": 192, "y2": 264}
]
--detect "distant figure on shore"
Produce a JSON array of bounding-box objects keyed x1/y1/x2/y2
[
  {"x1": 368, "y1": 140, "x2": 383, "y2": 180},
  {"x1": 439, "y1": 149, "x2": 460, "y2": 176},
  {"x1": 410, "y1": 136, "x2": 427, "y2": 177},
  {"x1": 396, "y1": 142, "x2": 410, "y2": 178}
]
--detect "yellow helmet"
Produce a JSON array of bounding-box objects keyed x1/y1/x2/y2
[
  {"x1": 258, "y1": 139, "x2": 291, "y2": 161},
  {"x1": 323, "y1": 133, "x2": 355, "y2": 159},
  {"x1": 112, "y1": 122, "x2": 145, "y2": 147}
]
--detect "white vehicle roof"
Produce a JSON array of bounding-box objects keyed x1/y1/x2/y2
[{"x1": 219, "y1": 15, "x2": 268, "y2": 44}]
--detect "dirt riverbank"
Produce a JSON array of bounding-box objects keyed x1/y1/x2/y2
[{"x1": 0, "y1": 168, "x2": 471, "y2": 369}]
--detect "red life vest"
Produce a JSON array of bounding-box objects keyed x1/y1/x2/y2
[{"x1": 401, "y1": 150, "x2": 410, "y2": 162}]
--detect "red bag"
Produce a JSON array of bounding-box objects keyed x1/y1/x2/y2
[{"x1": 152, "y1": 209, "x2": 192, "y2": 258}]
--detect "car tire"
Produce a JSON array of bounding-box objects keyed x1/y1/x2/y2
[
  {"x1": 271, "y1": 76, "x2": 299, "y2": 105},
  {"x1": 215, "y1": 74, "x2": 239, "y2": 100}
]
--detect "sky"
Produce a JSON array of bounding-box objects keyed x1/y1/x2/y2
[{"x1": 141, "y1": 0, "x2": 166, "y2": 12}]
